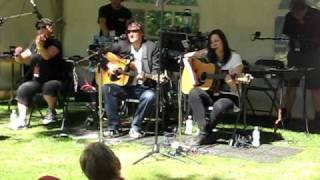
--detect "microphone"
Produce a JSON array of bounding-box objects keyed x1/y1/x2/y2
[
  {"x1": 251, "y1": 31, "x2": 261, "y2": 41},
  {"x1": 30, "y1": 0, "x2": 43, "y2": 20}
]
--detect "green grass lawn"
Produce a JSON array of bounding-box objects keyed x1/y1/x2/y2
[{"x1": 0, "y1": 104, "x2": 320, "y2": 180}]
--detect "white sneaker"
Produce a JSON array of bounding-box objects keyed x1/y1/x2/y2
[
  {"x1": 129, "y1": 129, "x2": 144, "y2": 139},
  {"x1": 42, "y1": 110, "x2": 57, "y2": 125},
  {"x1": 9, "y1": 119, "x2": 26, "y2": 130}
]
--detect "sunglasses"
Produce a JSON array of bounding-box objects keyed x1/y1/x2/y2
[
  {"x1": 126, "y1": 29, "x2": 141, "y2": 34},
  {"x1": 36, "y1": 25, "x2": 47, "y2": 30}
]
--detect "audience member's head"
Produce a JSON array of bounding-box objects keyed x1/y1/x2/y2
[
  {"x1": 38, "y1": 175, "x2": 60, "y2": 180},
  {"x1": 80, "y1": 142, "x2": 121, "y2": 180}
]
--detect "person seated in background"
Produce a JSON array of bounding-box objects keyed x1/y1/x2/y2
[
  {"x1": 80, "y1": 142, "x2": 124, "y2": 180},
  {"x1": 184, "y1": 29, "x2": 244, "y2": 146},
  {"x1": 12, "y1": 18, "x2": 66, "y2": 129},
  {"x1": 98, "y1": 0, "x2": 132, "y2": 37},
  {"x1": 102, "y1": 20, "x2": 160, "y2": 138}
]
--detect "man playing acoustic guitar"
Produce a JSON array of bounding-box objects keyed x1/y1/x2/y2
[
  {"x1": 183, "y1": 29, "x2": 251, "y2": 146},
  {"x1": 102, "y1": 20, "x2": 161, "y2": 138}
]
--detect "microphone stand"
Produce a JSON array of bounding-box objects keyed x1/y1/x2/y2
[
  {"x1": 0, "y1": 12, "x2": 34, "y2": 27},
  {"x1": 255, "y1": 37, "x2": 288, "y2": 41},
  {"x1": 96, "y1": 48, "x2": 106, "y2": 143},
  {"x1": 303, "y1": 68, "x2": 309, "y2": 134},
  {"x1": 133, "y1": 0, "x2": 183, "y2": 165}
]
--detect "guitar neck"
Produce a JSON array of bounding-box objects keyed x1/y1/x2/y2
[{"x1": 200, "y1": 72, "x2": 225, "y2": 83}]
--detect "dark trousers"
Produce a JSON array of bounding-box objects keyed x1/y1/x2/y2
[
  {"x1": 16, "y1": 80, "x2": 62, "y2": 106},
  {"x1": 102, "y1": 84, "x2": 156, "y2": 131},
  {"x1": 188, "y1": 87, "x2": 235, "y2": 133}
]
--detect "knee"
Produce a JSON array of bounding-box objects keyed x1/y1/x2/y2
[
  {"x1": 42, "y1": 81, "x2": 62, "y2": 97},
  {"x1": 212, "y1": 103, "x2": 224, "y2": 111},
  {"x1": 102, "y1": 85, "x2": 113, "y2": 97},
  {"x1": 141, "y1": 90, "x2": 155, "y2": 102},
  {"x1": 189, "y1": 88, "x2": 201, "y2": 99}
]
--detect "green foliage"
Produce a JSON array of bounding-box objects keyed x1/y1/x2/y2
[
  {"x1": 132, "y1": 0, "x2": 197, "y2": 6},
  {"x1": 130, "y1": 0, "x2": 199, "y2": 38}
]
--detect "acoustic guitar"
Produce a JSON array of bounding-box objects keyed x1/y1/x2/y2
[
  {"x1": 96, "y1": 52, "x2": 169, "y2": 87},
  {"x1": 181, "y1": 58, "x2": 253, "y2": 94},
  {"x1": 181, "y1": 58, "x2": 215, "y2": 94},
  {"x1": 96, "y1": 52, "x2": 136, "y2": 86}
]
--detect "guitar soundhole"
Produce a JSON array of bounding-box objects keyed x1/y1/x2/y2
[{"x1": 110, "y1": 74, "x2": 120, "y2": 81}]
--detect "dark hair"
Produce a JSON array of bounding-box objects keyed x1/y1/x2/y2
[
  {"x1": 207, "y1": 29, "x2": 232, "y2": 65},
  {"x1": 290, "y1": 0, "x2": 307, "y2": 11},
  {"x1": 126, "y1": 20, "x2": 144, "y2": 33},
  {"x1": 80, "y1": 142, "x2": 121, "y2": 180},
  {"x1": 35, "y1": 18, "x2": 53, "y2": 29}
]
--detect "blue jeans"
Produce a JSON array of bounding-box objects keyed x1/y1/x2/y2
[{"x1": 103, "y1": 84, "x2": 156, "y2": 131}]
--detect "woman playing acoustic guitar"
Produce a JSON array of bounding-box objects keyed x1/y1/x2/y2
[{"x1": 183, "y1": 29, "x2": 251, "y2": 146}]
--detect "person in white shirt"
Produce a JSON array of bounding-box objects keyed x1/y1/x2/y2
[{"x1": 102, "y1": 20, "x2": 160, "y2": 138}]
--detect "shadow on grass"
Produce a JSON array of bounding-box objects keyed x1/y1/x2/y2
[
  {"x1": 35, "y1": 129, "x2": 73, "y2": 142},
  {"x1": 32, "y1": 110, "x2": 94, "y2": 140},
  {"x1": 212, "y1": 126, "x2": 284, "y2": 145},
  {"x1": 0, "y1": 135, "x2": 10, "y2": 141}
]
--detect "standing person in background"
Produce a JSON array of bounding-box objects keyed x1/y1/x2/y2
[
  {"x1": 98, "y1": 0, "x2": 132, "y2": 37},
  {"x1": 282, "y1": 0, "x2": 320, "y2": 130},
  {"x1": 12, "y1": 18, "x2": 66, "y2": 129}
]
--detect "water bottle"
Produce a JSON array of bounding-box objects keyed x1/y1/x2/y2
[
  {"x1": 185, "y1": 115, "x2": 193, "y2": 135},
  {"x1": 10, "y1": 110, "x2": 18, "y2": 128},
  {"x1": 252, "y1": 126, "x2": 260, "y2": 147}
]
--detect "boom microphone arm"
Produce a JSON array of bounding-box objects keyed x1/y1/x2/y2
[{"x1": 30, "y1": 0, "x2": 43, "y2": 19}]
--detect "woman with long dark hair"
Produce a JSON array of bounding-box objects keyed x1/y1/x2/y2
[{"x1": 184, "y1": 29, "x2": 244, "y2": 146}]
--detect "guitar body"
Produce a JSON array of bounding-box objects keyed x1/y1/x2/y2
[
  {"x1": 181, "y1": 58, "x2": 215, "y2": 94},
  {"x1": 96, "y1": 52, "x2": 133, "y2": 86}
]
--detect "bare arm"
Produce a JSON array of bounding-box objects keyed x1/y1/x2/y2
[
  {"x1": 98, "y1": 17, "x2": 109, "y2": 36},
  {"x1": 225, "y1": 64, "x2": 244, "y2": 93},
  {"x1": 14, "y1": 47, "x2": 32, "y2": 64},
  {"x1": 184, "y1": 49, "x2": 208, "y2": 59},
  {"x1": 35, "y1": 35, "x2": 60, "y2": 60}
]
